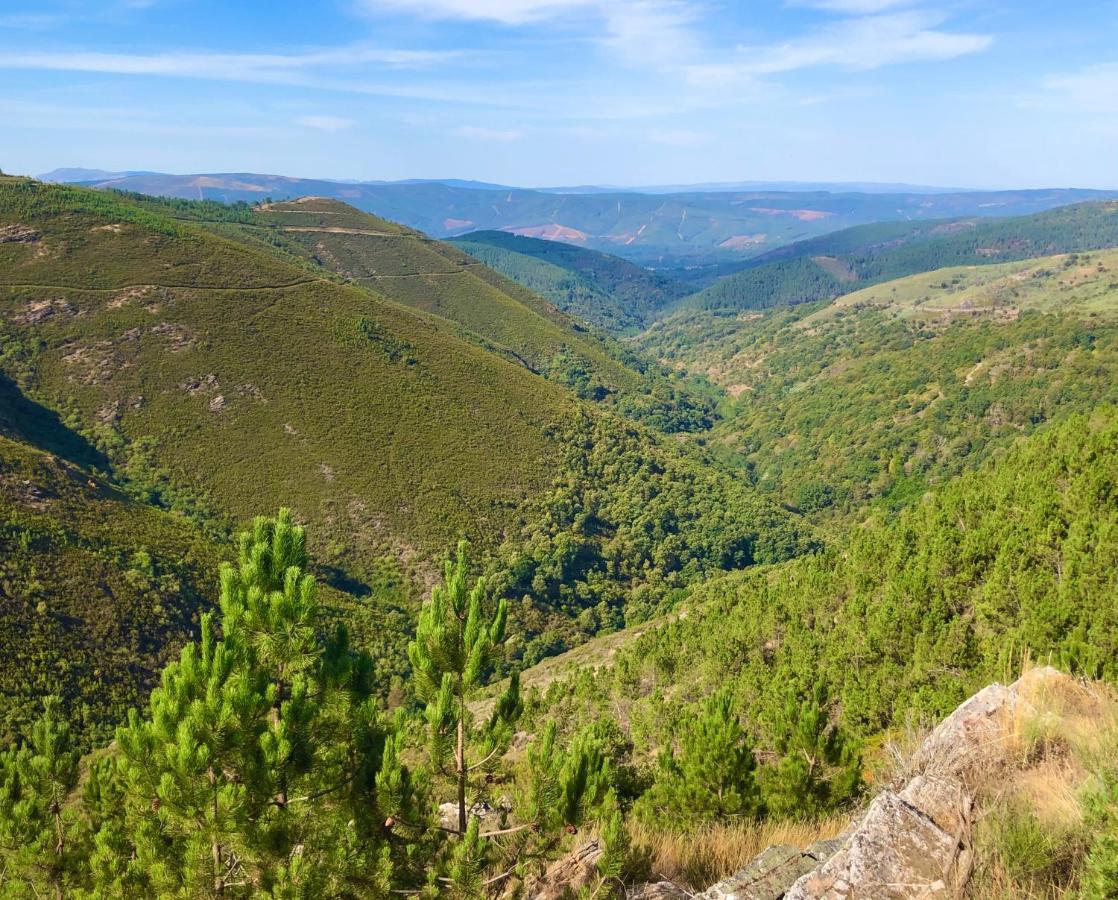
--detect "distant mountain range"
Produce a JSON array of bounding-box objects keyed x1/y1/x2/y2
[{"x1": 35, "y1": 168, "x2": 1118, "y2": 269}]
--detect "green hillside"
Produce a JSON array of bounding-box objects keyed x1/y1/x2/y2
[
  {"x1": 143, "y1": 195, "x2": 714, "y2": 433},
  {"x1": 451, "y1": 230, "x2": 690, "y2": 333},
  {"x1": 687, "y1": 200, "x2": 1118, "y2": 312},
  {"x1": 247, "y1": 199, "x2": 636, "y2": 379},
  {"x1": 0, "y1": 178, "x2": 815, "y2": 729},
  {"x1": 529, "y1": 405, "x2": 1118, "y2": 751},
  {"x1": 0, "y1": 177, "x2": 577, "y2": 571},
  {"x1": 641, "y1": 248, "x2": 1118, "y2": 517},
  {"x1": 0, "y1": 428, "x2": 221, "y2": 746}
]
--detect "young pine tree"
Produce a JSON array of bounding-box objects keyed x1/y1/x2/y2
[
  {"x1": 107, "y1": 509, "x2": 406, "y2": 898},
  {"x1": 634, "y1": 692, "x2": 761, "y2": 828},
  {"x1": 0, "y1": 696, "x2": 85, "y2": 900},
  {"x1": 408, "y1": 541, "x2": 520, "y2": 836},
  {"x1": 761, "y1": 682, "x2": 861, "y2": 818}
]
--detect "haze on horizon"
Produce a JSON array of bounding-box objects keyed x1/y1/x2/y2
[{"x1": 1, "y1": 0, "x2": 1116, "y2": 190}]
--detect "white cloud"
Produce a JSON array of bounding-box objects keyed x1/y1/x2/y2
[
  {"x1": 359, "y1": 0, "x2": 594, "y2": 25},
  {"x1": 685, "y1": 10, "x2": 990, "y2": 85},
  {"x1": 297, "y1": 115, "x2": 355, "y2": 131},
  {"x1": 0, "y1": 43, "x2": 453, "y2": 82},
  {"x1": 454, "y1": 125, "x2": 525, "y2": 141},
  {"x1": 362, "y1": 0, "x2": 700, "y2": 62},
  {"x1": 1044, "y1": 63, "x2": 1118, "y2": 114}
]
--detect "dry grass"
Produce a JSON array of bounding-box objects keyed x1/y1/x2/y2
[
  {"x1": 965, "y1": 669, "x2": 1118, "y2": 899},
  {"x1": 629, "y1": 814, "x2": 852, "y2": 891}
]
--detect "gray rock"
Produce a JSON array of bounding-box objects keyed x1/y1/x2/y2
[
  {"x1": 785, "y1": 792, "x2": 956, "y2": 899},
  {"x1": 696, "y1": 844, "x2": 820, "y2": 899}
]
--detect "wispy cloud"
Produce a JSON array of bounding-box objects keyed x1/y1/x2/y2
[
  {"x1": 790, "y1": 0, "x2": 916, "y2": 13},
  {"x1": 359, "y1": 0, "x2": 595, "y2": 25},
  {"x1": 454, "y1": 125, "x2": 525, "y2": 141},
  {"x1": 685, "y1": 10, "x2": 990, "y2": 86},
  {"x1": 0, "y1": 43, "x2": 454, "y2": 82},
  {"x1": 296, "y1": 115, "x2": 355, "y2": 131}
]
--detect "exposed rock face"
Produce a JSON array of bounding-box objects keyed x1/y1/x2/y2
[
  {"x1": 696, "y1": 839, "x2": 846, "y2": 900},
  {"x1": 635, "y1": 667, "x2": 1067, "y2": 900},
  {"x1": 782, "y1": 667, "x2": 1062, "y2": 900}
]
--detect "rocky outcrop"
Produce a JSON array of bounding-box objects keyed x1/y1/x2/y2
[
  {"x1": 694, "y1": 839, "x2": 847, "y2": 900},
  {"x1": 636, "y1": 667, "x2": 1066, "y2": 900},
  {"x1": 785, "y1": 667, "x2": 1061, "y2": 899},
  {"x1": 523, "y1": 839, "x2": 603, "y2": 899}
]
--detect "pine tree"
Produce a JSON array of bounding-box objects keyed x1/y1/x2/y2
[
  {"x1": 0, "y1": 696, "x2": 84, "y2": 899},
  {"x1": 761, "y1": 682, "x2": 861, "y2": 818},
  {"x1": 105, "y1": 510, "x2": 402, "y2": 897},
  {"x1": 633, "y1": 692, "x2": 760, "y2": 828},
  {"x1": 408, "y1": 541, "x2": 519, "y2": 836}
]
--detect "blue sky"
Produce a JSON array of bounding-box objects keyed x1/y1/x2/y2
[{"x1": 1, "y1": 0, "x2": 1116, "y2": 188}]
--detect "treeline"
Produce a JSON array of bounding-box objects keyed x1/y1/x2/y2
[
  {"x1": 690, "y1": 200, "x2": 1118, "y2": 312},
  {"x1": 453, "y1": 231, "x2": 689, "y2": 334},
  {"x1": 490, "y1": 409, "x2": 818, "y2": 667}
]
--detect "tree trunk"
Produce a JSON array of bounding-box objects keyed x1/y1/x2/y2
[
  {"x1": 210, "y1": 767, "x2": 223, "y2": 895},
  {"x1": 456, "y1": 711, "x2": 467, "y2": 835}
]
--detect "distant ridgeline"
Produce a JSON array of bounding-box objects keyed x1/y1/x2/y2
[
  {"x1": 685, "y1": 201, "x2": 1118, "y2": 312},
  {"x1": 42, "y1": 168, "x2": 1118, "y2": 268}
]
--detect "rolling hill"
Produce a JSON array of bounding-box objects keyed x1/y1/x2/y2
[
  {"x1": 451, "y1": 229, "x2": 690, "y2": 333},
  {"x1": 48, "y1": 169, "x2": 1118, "y2": 270},
  {"x1": 243, "y1": 198, "x2": 637, "y2": 382},
  {"x1": 0, "y1": 176, "x2": 818, "y2": 734},
  {"x1": 641, "y1": 246, "x2": 1118, "y2": 517},
  {"x1": 685, "y1": 200, "x2": 1118, "y2": 312}
]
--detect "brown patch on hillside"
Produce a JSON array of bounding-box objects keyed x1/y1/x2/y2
[
  {"x1": 718, "y1": 234, "x2": 768, "y2": 250},
  {"x1": 748, "y1": 208, "x2": 835, "y2": 222},
  {"x1": 811, "y1": 256, "x2": 858, "y2": 281},
  {"x1": 502, "y1": 224, "x2": 590, "y2": 243}
]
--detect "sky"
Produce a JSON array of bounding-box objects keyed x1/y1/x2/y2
[{"x1": 1, "y1": 0, "x2": 1117, "y2": 189}]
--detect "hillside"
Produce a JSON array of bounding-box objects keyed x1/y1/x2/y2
[
  {"x1": 0, "y1": 177, "x2": 583, "y2": 570},
  {"x1": 686, "y1": 200, "x2": 1118, "y2": 312},
  {"x1": 527, "y1": 406, "x2": 1118, "y2": 761},
  {"x1": 640, "y1": 247, "x2": 1118, "y2": 516},
  {"x1": 0, "y1": 178, "x2": 816, "y2": 719},
  {"x1": 116, "y1": 195, "x2": 714, "y2": 432},
  {"x1": 0, "y1": 427, "x2": 221, "y2": 746},
  {"x1": 245, "y1": 199, "x2": 637, "y2": 380},
  {"x1": 451, "y1": 230, "x2": 690, "y2": 333},
  {"x1": 57, "y1": 170, "x2": 1118, "y2": 269}
]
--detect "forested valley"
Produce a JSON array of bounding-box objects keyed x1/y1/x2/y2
[{"x1": 2, "y1": 175, "x2": 1118, "y2": 898}]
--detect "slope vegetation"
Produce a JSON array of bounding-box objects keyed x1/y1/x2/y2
[
  {"x1": 0, "y1": 177, "x2": 576, "y2": 570},
  {"x1": 451, "y1": 230, "x2": 689, "y2": 333},
  {"x1": 0, "y1": 177, "x2": 815, "y2": 722},
  {"x1": 642, "y1": 248, "x2": 1118, "y2": 516},
  {"x1": 687, "y1": 201, "x2": 1118, "y2": 312},
  {"x1": 0, "y1": 423, "x2": 222, "y2": 745},
  {"x1": 531, "y1": 406, "x2": 1118, "y2": 755}
]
